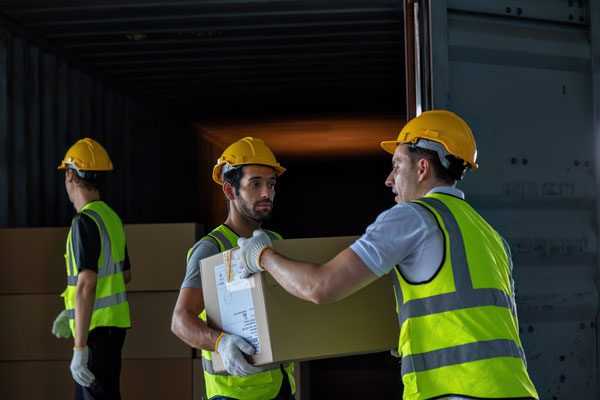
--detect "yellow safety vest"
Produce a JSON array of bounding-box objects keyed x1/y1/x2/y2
[
  {"x1": 392, "y1": 193, "x2": 538, "y2": 399},
  {"x1": 62, "y1": 200, "x2": 131, "y2": 335},
  {"x1": 188, "y1": 224, "x2": 296, "y2": 400}
]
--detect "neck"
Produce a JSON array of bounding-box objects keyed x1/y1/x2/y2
[
  {"x1": 72, "y1": 189, "x2": 100, "y2": 212},
  {"x1": 418, "y1": 179, "x2": 452, "y2": 198},
  {"x1": 224, "y1": 209, "x2": 262, "y2": 239}
]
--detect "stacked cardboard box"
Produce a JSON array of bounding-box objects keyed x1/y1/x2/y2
[{"x1": 0, "y1": 223, "x2": 202, "y2": 399}]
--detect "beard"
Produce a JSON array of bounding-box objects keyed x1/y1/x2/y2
[{"x1": 237, "y1": 198, "x2": 273, "y2": 222}]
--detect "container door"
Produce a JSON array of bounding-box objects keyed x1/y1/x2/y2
[{"x1": 405, "y1": 1, "x2": 600, "y2": 398}]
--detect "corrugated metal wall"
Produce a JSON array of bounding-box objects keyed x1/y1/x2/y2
[
  {"x1": 427, "y1": 1, "x2": 599, "y2": 398},
  {"x1": 0, "y1": 27, "x2": 196, "y2": 228}
]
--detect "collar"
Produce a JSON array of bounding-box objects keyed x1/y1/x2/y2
[{"x1": 426, "y1": 186, "x2": 465, "y2": 199}]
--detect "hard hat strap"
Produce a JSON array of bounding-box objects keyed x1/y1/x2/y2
[
  {"x1": 67, "y1": 165, "x2": 104, "y2": 182},
  {"x1": 409, "y1": 139, "x2": 452, "y2": 169},
  {"x1": 408, "y1": 139, "x2": 468, "y2": 181}
]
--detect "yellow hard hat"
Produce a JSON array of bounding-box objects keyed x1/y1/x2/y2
[
  {"x1": 212, "y1": 137, "x2": 285, "y2": 185},
  {"x1": 57, "y1": 138, "x2": 114, "y2": 171},
  {"x1": 381, "y1": 110, "x2": 478, "y2": 170}
]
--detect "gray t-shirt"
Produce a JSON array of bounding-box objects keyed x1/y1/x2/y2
[{"x1": 180, "y1": 237, "x2": 223, "y2": 290}]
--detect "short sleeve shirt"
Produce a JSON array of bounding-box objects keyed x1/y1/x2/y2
[
  {"x1": 350, "y1": 186, "x2": 463, "y2": 283},
  {"x1": 180, "y1": 237, "x2": 222, "y2": 290},
  {"x1": 71, "y1": 212, "x2": 131, "y2": 274}
]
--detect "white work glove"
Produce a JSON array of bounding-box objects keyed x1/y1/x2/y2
[
  {"x1": 216, "y1": 333, "x2": 264, "y2": 377},
  {"x1": 51, "y1": 310, "x2": 72, "y2": 339},
  {"x1": 237, "y1": 230, "x2": 273, "y2": 279},
  {"x1": 70, "y1": 346, "x2": 95, "y2": 387}
]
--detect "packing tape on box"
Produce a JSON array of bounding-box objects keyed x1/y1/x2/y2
[
  {"x1": 224, "y1": 249, "x2": 234, "y2": 283},
  {"x1": 223, "y1": 249, "x2": 255, "y2": 292}
]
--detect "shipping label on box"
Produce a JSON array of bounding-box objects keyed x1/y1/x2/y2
[
  {"x1": 214, "y1": 261, "x2": 261, "y2": 352},
  {"x1": 200, "y1": 236, "x2": 399, "y2": 374}
]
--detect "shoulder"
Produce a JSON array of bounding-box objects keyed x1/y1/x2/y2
[
  {"x1": 371, "y1": 202, "x2": 432, "y2": 227},
  {"x1": 361, "y1": 202, "x2": 440, "y2": 244},
  {"x1": 72, "y1": 212, "x2": 98, "y2": 230},
  {"x1": 188, "y1": 236, "x2": 221, "y2": 263}
]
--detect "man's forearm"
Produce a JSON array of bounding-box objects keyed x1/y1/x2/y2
[
  {"x1": 260, "y1": 247, "x2": 379, "y2": 304},
  {"x1": 260, "y1": 248, "x2": 330, "y2": 303},
  {"x1": 171, "y1": 310, "x2": 222, "y2": 350},
  {"x1": 74, "y1": 283, "x2": 95, "y2": 347}
]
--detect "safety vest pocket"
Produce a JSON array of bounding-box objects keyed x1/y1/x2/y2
[{"x1": 226, "y1": 369, "x2": 275, "y2": 387}]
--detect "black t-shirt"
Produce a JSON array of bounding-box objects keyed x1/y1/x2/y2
[{"x1": 71, "y1": 213, "x2": 131, "y2": 273}]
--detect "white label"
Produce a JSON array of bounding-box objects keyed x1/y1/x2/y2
[{"x1": 215, "y1": 264, "x2": 260, "y2": 352}]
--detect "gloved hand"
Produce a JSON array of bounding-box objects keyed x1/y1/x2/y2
[
  {"x1": 216, "y1": 333, "x2": 264, "y2": 377},
  {"x1": 237, "y1": 230, "x2": 273, "y2": 279},
  {"x1": 70, "y1": 346, "x2": 95, "y2": 387},
  {"x1": 51, "y1": 310, "x2": 72, "y2": 339}
]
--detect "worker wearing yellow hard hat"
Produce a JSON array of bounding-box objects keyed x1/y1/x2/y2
[
  {"x1": 212, "y1": 136, "x2": 286, "y2": 185},
  {"x1": 53, "y1": 138, "x2": 132, "y2": 399},
  {"x1": 172, "y1": 137, "x2": 295, "y2": 400},
  {"x1": 380, "y1": 109, "x2": 478, "y2": 171},
  {"x1": 57, "y1": 137, "x2": 114, "y2": 172},
  {"x1": 235, "y1": 111, "x2": 539, "y2": 400}
]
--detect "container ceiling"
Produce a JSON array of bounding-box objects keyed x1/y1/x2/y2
[{"x1": 0, "y1": 0, "x2": 405, "y2": 119}]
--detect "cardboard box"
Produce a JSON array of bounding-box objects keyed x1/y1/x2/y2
[
  {"x1": 200, "y1": 236, "x2": 399, "y2": 373},
  {"x1": 0, "y1": 359, "x2": 195, "y2": 400},
  {"x1": 0, "y1": 223, "x2": 199, "y2": 294},
  {"x1": 0, "y1": 292, "x2": 189, "y2": 360},
  {"x1": 125, "y1": 223, "x2": 200, "y2": 291},
  {"x1": 0, "y1": 360, "x2": 74, "y2": 399},
  {"x1": 0, "y1": 294, "x2": 71, "y2": 361},
  {"x1": 121, "y1": 359, "x2": 194, "y2": 399},
  {"x1": 122, "y1": 291, "x2": 191, "y2": 359},
  {"x1": 0, "y1": 227, "x2": 69, "y2": 294}
]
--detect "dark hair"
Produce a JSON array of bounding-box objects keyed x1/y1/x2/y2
[
  {"x1": 71, "y1": 171, "x2": 104, "y2": 192},
  {"x1": 223, "y1": 166, "x2": 244, "y2": 196},
  {"x1": 406, "y1": 146, "x2": 465, "y2": 183}
]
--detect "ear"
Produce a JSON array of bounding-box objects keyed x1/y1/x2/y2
[
  {"x1": 222, "y1": 181, "x2": 236, "y2": 201},
  {"x1": 416, "y1": 158, "x2": 431, "y2": 182},
  {"x1": 65, "y1": 169, "x2": 75, "y2": 183}
]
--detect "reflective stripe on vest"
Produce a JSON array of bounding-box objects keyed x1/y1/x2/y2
[
  {"x1": 394, "y1": 194, "x2": 538, "y2": 399},
  {"x1": 66, "y1": 291, "x2": 128, "y2": 319},
  {"x1": 397, "y1": 197, "x2": 524, "y2": 371},
  {"x1": 207, "y1": 229, "x2": 232, "y2": 252},
  {"x1": 402, "y1": 338, "x2": 525, "y2": 375},
  {"x1": 195, "y1": 225, "x2": 295, "y2": 399},
  {"x1": 63, "y1": 201, "x2": 130, "y2": 332}
]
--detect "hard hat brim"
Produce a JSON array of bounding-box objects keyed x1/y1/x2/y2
[
  {"x1": 213, "y1": 162, "x2": 286, "y2": 185},
  {"x1": 380, "y1": 140, "x2": 400, "y2": 155}
]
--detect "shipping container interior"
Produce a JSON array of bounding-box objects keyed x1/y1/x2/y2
[{"x1": 0, "y1": 0, "x2": 599, "y2": 399}]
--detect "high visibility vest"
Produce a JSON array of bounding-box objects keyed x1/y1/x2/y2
[
  {"x1": 188, "y1": 224, "x2": 296, "y2": 400},
  {"x1": 62, "y1": 200, "x2": 131, "y2": 336},
  {"x1": 392, "y1": 193, "x2": 538, "y2": 400}
]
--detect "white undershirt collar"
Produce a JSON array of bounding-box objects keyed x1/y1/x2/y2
[{"x1": 426, "y1": 185, "x2": 465, "y2": 199}]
